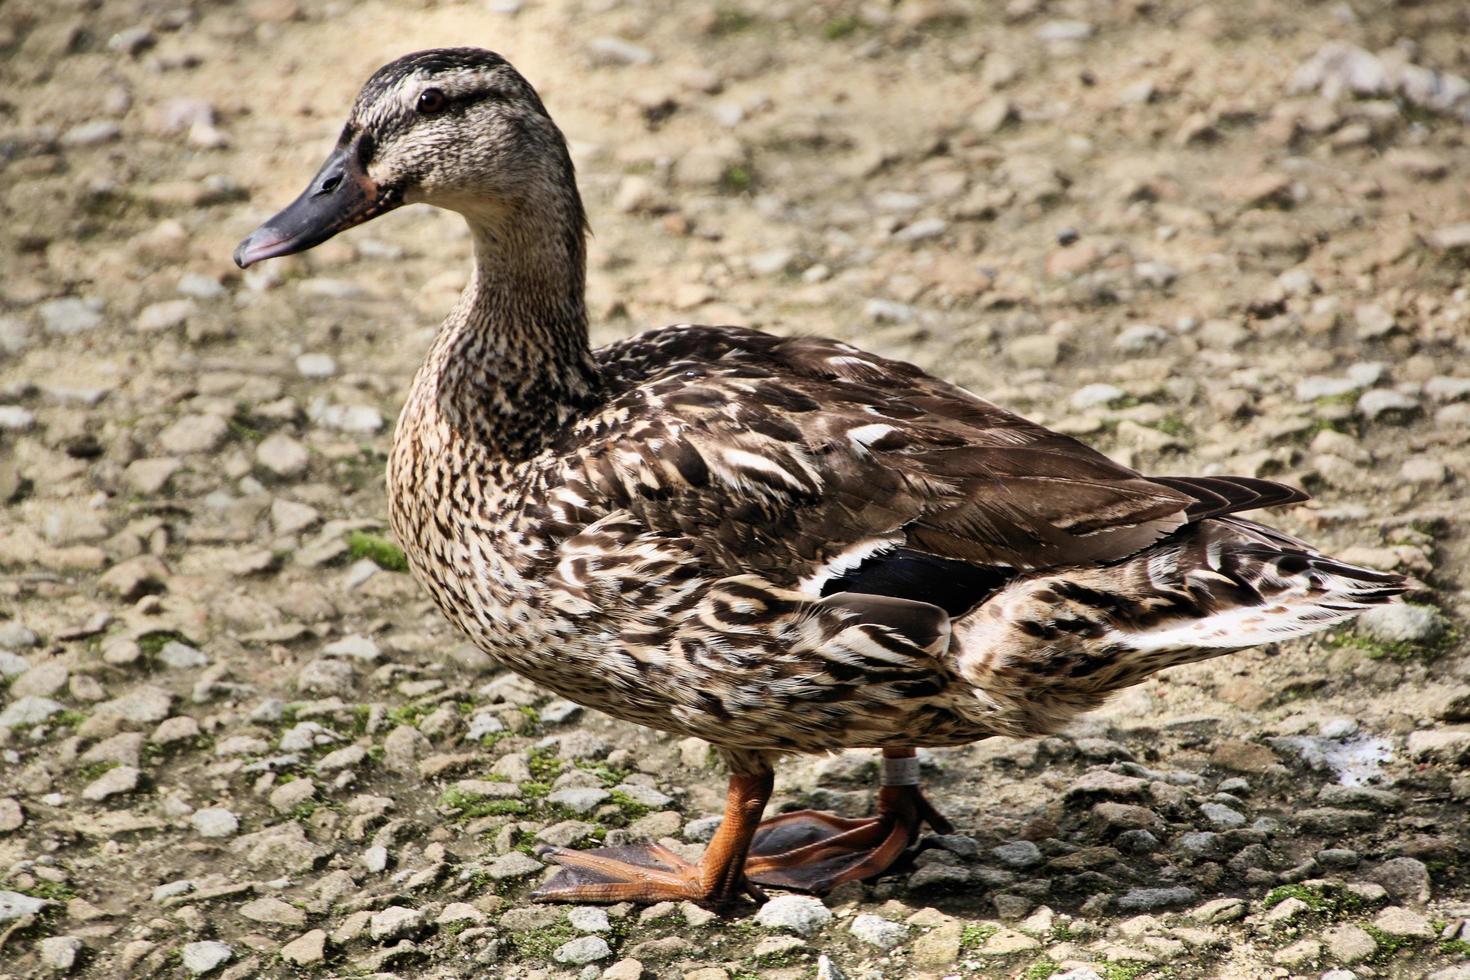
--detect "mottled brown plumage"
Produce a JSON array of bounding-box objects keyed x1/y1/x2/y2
[{"x1": 236, "y1": 48, "x2": 1407, "y2": 907}]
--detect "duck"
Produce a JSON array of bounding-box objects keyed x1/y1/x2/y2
[{"x1": 234, "y1": 47, "x2": 1407, "y2": 908}]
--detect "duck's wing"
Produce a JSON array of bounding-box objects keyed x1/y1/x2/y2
[{"x1": 571, "y1": 325, "x2": 1305, "y2": 609}]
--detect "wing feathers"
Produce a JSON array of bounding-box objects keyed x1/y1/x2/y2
[{"x1": 583, "y1": 325, "x2": 1315, "y2": 593}]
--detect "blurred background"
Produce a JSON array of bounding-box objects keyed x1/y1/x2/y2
[{"x1": 1, "y1": 1, "x2": 1468, "y2": 978}]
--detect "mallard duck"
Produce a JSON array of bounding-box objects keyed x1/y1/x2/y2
[{"x1": 235, "y1": 48, "x2": 1406, "y2": 907}]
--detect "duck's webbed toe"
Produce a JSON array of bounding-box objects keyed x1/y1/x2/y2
[
  {"x1": 745, "y1": 764, "x2": 953, "y2": 894},
  {"x1": 533, "y1": 843, "x2": 749, "y2": 905}
]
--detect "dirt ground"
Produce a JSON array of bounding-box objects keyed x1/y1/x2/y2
[{"x1": 2, "y1": 0, "x2": 1469, "y2": 978}]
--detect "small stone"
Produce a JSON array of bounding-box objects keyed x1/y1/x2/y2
[
  {"x1": 1369, "y1": 857, "x2": 1432, "y2": 903},
  {"x1": 180, "y1": 940, "x2": 233, "y2": 975},
  {"x1": 971, "y1": 95, "x2": 1017, "y2": 134},
  {"x1": 108, "y1": 26, "x2": 155, "y2": 55},
  {"x1": 895, "y1": 218, "x2": 949, "y2": 244},
  {"x1": 279, "y1": 930, "x2": 326, "y2": 965},
  {"x1": 1006, "y1": 335, "x2": 1061, "y2": 369},
  {"x1": 1199, "y1": 802, "x2": 1246, "y2": 828},
  {"x1": 1317, "y1": 848, "x2": 1360, "y2": 869},
  {"x1": 1228, "y1": 172, "x2": 1293, "y2": 208},
  {"x1": 1273, "y1": 938, "x2": 1321, "y2": 968},
  {"x1": 215, "y1": 735, "x2": 269, "y2": 757},
  {"x1": 2, "y1": 890, "x2": 53, "y2": 922},
  {"x1": 39, "y1": 935, "x2": 84, "y2": 972},
  {"x1": 82, "y1": 765, "x2": 141, "y2": 801},
  {"x1": 158, "y1": 414, "x2": 230, "y2": 454},
  {"x1": 1116, "y1": 886, "x2": 1196, "y2": 911},
  {"x1": 1356, "y1": 603, "x2": 1448, "y2": 645},
  {"x1": 1071, "y1": 383, "x2": 1125, "y2": 409},
  {"x1": 0, "y1": 622, "x2": 38, "y2": 647},
  {"x1": 1036, "y1": 19, "x2": 1093, "y2": 41},
  {"x1": 269, "y1": 778, "x2": 316, "y2": 814},
  {"x1": 1190, "y1": 897, "x2": 1245, "y2": 924},
  {"x1": 0, "y1": 406, "x2": 35, "y2": 431},
  {"x1": 1371, "y1": 906, "x2": 1433, "y2": 938},
  {"x1": 983, "y1": 928, "x2": 1040, "y2": 953},
  {"x1": 753, "y1": 936, "x2": 804, "y2": 960},
  {"x1": 1211, "y1": 739, "x2": 1280, "y2": 773},
  {"x1": 568, "y1": 907, "x2": 611, "y2": 933},
  {"x1": 12, "y1": 661, "x2": 67, "y2": 698},
  {"x1": 1427, "y1": 223, "x2": 1470, "y2": 253},
  {"x1": 815, "y1": 953, "x2": 848, "y2": 980},
  {"x1": 612, "y1": 783, "x2": 673, "y2": 808},
  {"x1": 1065, "y1": 770, "x2": 1149, "y2": 799},
  {"x1": 125, "y1": 458, "x2": 182, "y2": 494},
  {"x1": 1399, "y1": 456, "x2": 1447, "y2": 485},
  {"x1": 191, "y1": 808, "x2": 239, "y2": 838},
  {"x1": 39, "y1": 298, "x2": 104, "y2": 335},
  {"x1": 754, "y1": 894, "x2": 831, "y2": 936},
  {"x1": 991, "y1": 840, "x2": 1043, "y2": 868},
  {"x1": 98, "y1": 555, "x2": 169, "y2": 600},
  {"x1": 547, "y1": 786, "x2": 610, "y2": 814},
  {"x1": 487, "y1": 850, "x2": 544, "y2": 880},
  {"x1": 436, "y1": 903, "x2": 485, "y2": 926},
  {"x1": 747, "y1": 249, "x2": 796, "y2": 276},
  {"x1": 152, "y1": 716, "x2": 201, "y2": 744},
  {"x1": 297, "y1": 658, "x2": 355, "y2": 695},
  {"x1": 1357, "y1": 388, "x2": 1419, "y2": 422},
  {"x1": 0, "y1": 798, "x2": 23, "y2": 833},
  {"x1": 553, "y1": 935, "x2": 612, "y2": 964},
  {"x1": 1407, "y1": 729, "x2": 1470, "y2": 764},
  {"x1": 308, "y1": 400, "x2": 382, "y2": 434},
  {"x1": 865, "y1": 299, "x2": 915, "y2": 324},
  {"x1": 602, "y1": 960, "x2": 646, "y2": 980},
  {"x1": 295, "y1": 353, "x2": 337, "y2": 378},
  {"x1": 910, "y1": 920, "x2": 962, "y2": 968},
  {"x1": 256, "y1": 433, "x2": 310, "y2": 478},
  {"x1": 320, "y1": 635, "x2": 380, "y2": 663},
  {"x1": 1354, "y1": 304, "x2": 1397, "y2": 339},
  {"x1": 315, "y1": 745, "x2": 366, "y2": 771},
  {"x1": 271, "y1": 499, "x2": 320, "y2": 535},
  {"x1": 587, "y1": 36, "x2": 655, "y2": 66},
  {"x1": 849, "y1": 913, "x2": 907, "y2": 949},
  {"x1": 369, "y1": 905, "x2": 424, "y2": 942},
  {"x1": 1115, "y1": 322, "x2": 1168, "y2": 353},
  {"x1": 0, "y1": 696, "x2": 64, "y2": 728},
  {"x1": 158, "y1": 641, "x2": 207, "y2": 669},
  {"x1": 1323, "y1": 923, "x2": 1376, "y2": 964},
  {"x1": 177, "y1": 273, "x2": 225, "y2": 299},
  {"x1": 239, "y1": 897, "x2": 306, "y2": 927},
  {"x1": 135, "y1": 299, "x2": 196, "y2": 332}
]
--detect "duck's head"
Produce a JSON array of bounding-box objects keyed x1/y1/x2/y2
[{"x1": 234, "y1": 47, "x2": 577, "y2": 268}]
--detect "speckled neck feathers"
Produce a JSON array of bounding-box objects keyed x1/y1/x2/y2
[{"x1": 417, "y1": 158, "x2": 601, "y2": 461}]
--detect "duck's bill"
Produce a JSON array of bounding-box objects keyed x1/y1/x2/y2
[{"x1": 233, "y1": 146, "x2": 402, "y2": 268}]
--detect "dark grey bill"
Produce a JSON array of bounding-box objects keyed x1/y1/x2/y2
[{"x1": 233, "y1": 145, "x2": 401, "y2": 268}]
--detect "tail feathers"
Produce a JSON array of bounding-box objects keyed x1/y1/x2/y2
[
  {"x1": 1110, "y1": 517, "x2": 1407, "y2": 652},
  {"x1": 1149, "y1": 475, "x2": 1310, "y2": 523}
]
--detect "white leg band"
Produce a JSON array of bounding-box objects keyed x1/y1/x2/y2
[{"x1": 881, "y1": 754, "x2": 920, "y2": 787}]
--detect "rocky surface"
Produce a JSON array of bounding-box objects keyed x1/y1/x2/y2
[{"x1": 2, "y1": 1, "x2": 1469, "y2": 979}]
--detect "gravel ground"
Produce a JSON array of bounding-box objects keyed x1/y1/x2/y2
[{"x1": 3, "y1": 1, "x2": 1470, "y2": 978}]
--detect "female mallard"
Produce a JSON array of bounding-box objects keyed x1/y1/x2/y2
[{"x1": 235, "y1": 48, "x2": 1405, "y2": 907}]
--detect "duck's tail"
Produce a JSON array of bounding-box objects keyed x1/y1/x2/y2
[
  {"x1": 958, "y1": 517, "x2": 1408, "y2": 702},
  {"x1": 950, "y1": 515, "x2": 1407, "y2": 739},
  {"x1": 1098, "y1": 516, "x2": 1407, "y2": 653}
]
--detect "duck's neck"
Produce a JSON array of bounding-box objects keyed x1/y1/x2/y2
[{"x1": 423, "y1": 197, "x2": 602, "y2": 461}]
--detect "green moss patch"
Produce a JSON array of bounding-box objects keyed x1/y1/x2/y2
[{"x1": 346, "y1": 531, "x2": 408, "y2": 572}]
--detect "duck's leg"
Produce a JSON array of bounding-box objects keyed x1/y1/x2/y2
[
  {"x1": 744, "y1": 747, "x2": 952, "y2": 893},
  {"x1": 534, "y1": 768, "x2": 772, "y2": 907}
]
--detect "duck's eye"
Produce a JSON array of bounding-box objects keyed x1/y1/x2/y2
[{"x1": 416, "y1": 88, "x2": 447, "y2": 115}]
